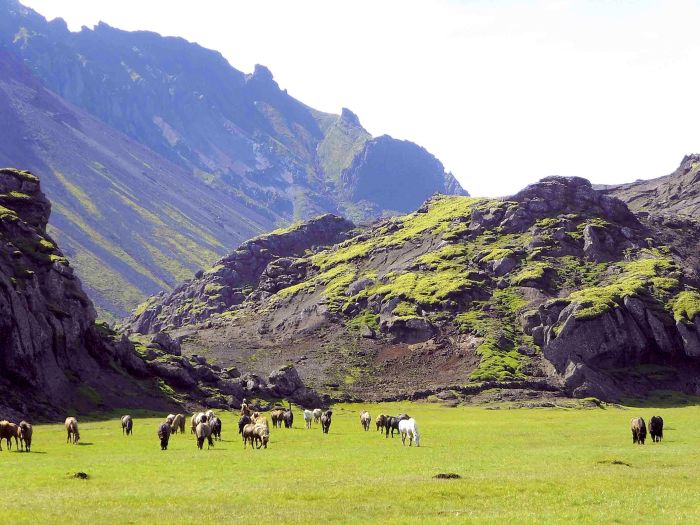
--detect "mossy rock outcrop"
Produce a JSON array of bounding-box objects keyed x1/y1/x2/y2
[{"x1": 127, "y1": 175, "x2": 700, "y2": 402}]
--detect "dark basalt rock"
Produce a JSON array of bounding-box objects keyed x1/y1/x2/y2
[{"x1": 0, "y1": 169, "x2": 175, "y2": 418}]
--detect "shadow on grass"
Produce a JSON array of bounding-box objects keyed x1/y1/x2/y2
[
  {"x1": 77, "y1": 442, "x2": 94, "y2": 446},
  {"x1": 620, "y1": 390, "x2": 700, "y2": 408}
]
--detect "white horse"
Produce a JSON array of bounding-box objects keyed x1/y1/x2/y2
[
  {"x1": 398, "y1": 418, "x2": 420, "y2": 447},
  {"x1": 312, "y1": 408, "x2": 322, "y2": 423},
  {"x1": 303, "y1": 409, "x2": 313, "y2": 429}
]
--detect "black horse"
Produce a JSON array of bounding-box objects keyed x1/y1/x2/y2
[
  {"x1": 238, "y1": 415, "x2": 252, "y2": 434},
  {"x1": 649, "y1": 416, "x2": 664, "y2": 442},
  {"x1": 321, "y1": 410, "x2": 333, "y2": 434},
  {"x1": 283, "y1": 409, "x2": 294, "y2": 428},
  {"x1": 157, "y1": 423, "x2": 171, "y2": 450},
  {"x1": 385, "y1": 414, "x2": 410, "y2": 438},
  {"x1": 210, "y1": 416, "x2": 222, "y2": 441}
]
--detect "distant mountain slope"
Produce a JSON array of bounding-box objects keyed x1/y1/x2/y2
[
  {"x1": 604, "y1": 155, "x2": 700, "y2": 217},
  {"x1": 0, "y1": 0, "x2": 467, "y2": 225},
  {"x1": 0, "y1": 51, "x2": 274, "y2": 321},
  {"x1": 124, "y1": 178, "x2": 700, "y2": 402}
]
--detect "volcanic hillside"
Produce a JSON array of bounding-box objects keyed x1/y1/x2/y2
[{"x1": 126, "y1": 177, "x2": 700, "y2": 402}]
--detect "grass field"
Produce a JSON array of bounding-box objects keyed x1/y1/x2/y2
[{"x1": 2, "y1": 402, "x2": 700, "y2": 524}]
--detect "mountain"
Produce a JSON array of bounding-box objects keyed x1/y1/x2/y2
[
  {"x1": 604, "y1": 154, "x2": 700, "y2": 218},
  {"x1": 0, "y1": 0, "x2": 466, "y2": 224},
  {"x1": 0, "y1": 50, "x2": 272, "y2": 321},
  {"x1": 0, "y1": 0, "x2": 466, "y2": 319},
  {"x1": 124, "y1": 177, "x2": 700, "y2": 403}
]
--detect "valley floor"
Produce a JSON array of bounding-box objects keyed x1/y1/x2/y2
[{"x1": 2, "y1": 402, "x2": 700, "y2": 524}]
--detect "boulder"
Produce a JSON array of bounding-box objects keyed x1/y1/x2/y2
[
  {"x1": 146, "y1": 360, "x2": 197, "y2": 389},
  {"x1": 150, "y1": 332, "x2": 181, "y2": 355},
  {"x1": 268, "y1": 365, "x2": 304, "y2": 396},
  {"x1": 493, "y1": 256, "x2": 517, "y2": 276},
  {"x1": 382, "y1": 316, "x2": 435, "y2": 344}
]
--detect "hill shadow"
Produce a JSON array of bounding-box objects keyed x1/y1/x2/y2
[{"x1": 620, "y1": 390, "x2": 700, "y2": 408}]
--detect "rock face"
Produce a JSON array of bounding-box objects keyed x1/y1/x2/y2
[
  {"x1": 128, "y1": 175, "x2": 700, "y2": 402},
  {"x1": 0, "y1": 168, "x2": 175, "y2": 418},
  {"x1": 124, "y1": 214, "x2": 355, "y2": 334}
]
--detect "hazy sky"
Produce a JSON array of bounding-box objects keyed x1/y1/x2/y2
[{"x1": 20, "y1": 0, "x2": 700, "y2": 196}]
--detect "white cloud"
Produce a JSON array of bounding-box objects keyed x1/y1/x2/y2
[{"x1": 21, "y1": 0, "x2": 700, "y2": 196}]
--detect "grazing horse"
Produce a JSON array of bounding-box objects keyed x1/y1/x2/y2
[
  {"x1": 631, "y1": 417, "x2": 647, "y2": 445},
  {"x1": 242, "y1": 424, "x2": 257, "y2": 449},
  {"x1": 0, "y1": 421, "x2": 19, "y2": 451},
  {"x1": 65, "y1": 417, "x2": 80, "y2": 445},
  {"x1": 171, "y1": 414, "x2": 186, "y2": 435},
  {"x1": 649, "y1": 416, "x2": 664, "y2": 442},
  {"x1": 385, "y1": 414, "x2": 410, "y2": 439},
  {"x1": 303, "y1": 410, "x2": 313, "y2": 429},
  {"x1": 121, "y1": 415, "x2": 133, "y2": 436},
  {"x1": 283, "y1": 409, "x2": 294, "y2": 429},
  {"x1": 158, "y1": 422, "x2": 171, "y2": 450},
  {"x1": 360, "y1": 411, "x2": 371, "y2": 431},
  {"x1": 376, "y1": 414, "x2": 386, "y2": 432},
  {"x1": 238, "y1": 415, "x2": 252, "y2": 434},
  {"x1": 321, "y1": 410, "x2": 333, "y2": 434},
  {"x1": 196, "y1": 422, "x2": 214, "y2": 450},
  {"x1": 191, "y1": 413, "x2": 207, "y2": 434},
  {"x1": 19, "y1": 421, "x2": 32, "y2": 452},
  {"x1": 313, "y1": 409, "x2": 322, "y2": 423},
  {"x1": 398, "y1": 418, "x2": 420, "y2": 447},
  {"x1": 210, "y1": 416, "x2": 222, "y2": 441},
  {"x1": 270, "y1": 409, "x2": 284, "y2": 429}
]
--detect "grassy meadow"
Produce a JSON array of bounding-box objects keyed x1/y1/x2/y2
[{"x1": 2, "y1": 402, "x2": 700, "y2": 524}]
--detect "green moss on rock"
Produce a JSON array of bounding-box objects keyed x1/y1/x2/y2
[{"x1": 672, "y1": 291, "x2": 700, "y2": 323}]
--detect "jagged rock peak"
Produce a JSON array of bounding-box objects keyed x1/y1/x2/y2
[
  {"x1": 340, "y1": 107, "x2": 361, "y2": 127},
  {"x1": 249, "y1": 64, "x2": 275, "y2": 83}
]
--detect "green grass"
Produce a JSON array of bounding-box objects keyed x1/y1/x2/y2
[{"x1": 3, "y1": 403, "x2": 700, "y2": 523}]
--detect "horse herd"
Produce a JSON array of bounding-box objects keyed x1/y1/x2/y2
[
  {"x1": 0, "y1": 410, "x2": 666, "y2": 453},
  {"x1": 0, "y1": 420, "x2": 33, "y2": 452},
  {"x1": 51, "y1": 406, "x2": 420, "y2": 452}
]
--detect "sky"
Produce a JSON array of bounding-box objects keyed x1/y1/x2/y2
[{"x1": 20, "y1": 0, "x2": 700, "y2": 197}]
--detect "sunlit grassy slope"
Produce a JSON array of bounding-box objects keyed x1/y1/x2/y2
[{"x1": 2, "y1": 402, "x2": 700, "y2": 524}]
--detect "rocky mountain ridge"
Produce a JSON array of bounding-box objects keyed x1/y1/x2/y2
[
  {"x1": 605, "y1": 154, "x2": 700, "y2": 219},
  {"x1": 0, "y1": 0, "x2": 465, "y2": 221},
  {"x1": 126, "y1": 176, "x2": 700, "y2": 402}
]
